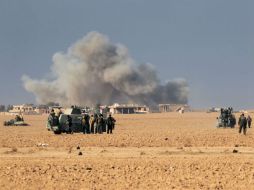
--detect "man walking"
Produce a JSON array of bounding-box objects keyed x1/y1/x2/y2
[{"x1": 238, "y1": 113, "x2": 247, "y2": 135}]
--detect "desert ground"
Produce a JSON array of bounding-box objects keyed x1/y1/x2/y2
[{"x1": 1, "y1": 112, "x2": 254, "y2": 189}]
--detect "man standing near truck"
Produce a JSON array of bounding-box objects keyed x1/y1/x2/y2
[
  {"x1": 238, "y1": 113, "x2": 247, "y2": 135},
  {"x1": 106, "y1": 114, "x2": 116, "y2": 134}
]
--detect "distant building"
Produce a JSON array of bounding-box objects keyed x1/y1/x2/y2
[
  {"x1": 34, "y1": 105, "x2": 50, "y2": 114},
  {"x1": 9, "y1": 104, "x2": 36, "y2": 114},
  {"x1": 158, "y1": 104, "x2": 190, "y2": 113},
  {"x1": 207, "y1": 107, "x2": 221, "y2": 113},
  {"x1": 109, "y1": 103, "x2": 149, "y2": 114}
]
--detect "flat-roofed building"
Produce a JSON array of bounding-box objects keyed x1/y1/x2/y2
[
  {"x1": 9, "y1": 104, "x2": 36, "y2": 114},
  {"x1": 109, "y1": 103, "x2": 149, "y2": 114},
  {"x1": 158, "y1": 104, "x2": 190, "y2": 113},
  {"x1": 34, "y1": 105, "x2": 50, "y2": 114}
]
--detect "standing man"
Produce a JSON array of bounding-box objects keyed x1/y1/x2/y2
[
  {"x1": 97, "y1": 114, "x2": 104, "y2": 134},
  {"x1": 94, "y1": 114, "x2": 98, "y2": 134},
  {"x1": 67, "y1": 115, "x2": 73, "y2": 134},
  {"x1": 90, "y1": 114, "x2": 95, "y2": 134},
  {"x1": 238, "y1": 113, "x2": 247, "y2": 135},
  {"x1": 247, "y1": 115, "x2": 252, "y2": 128},
  {"x1": 106, "y1": 114, "x2": 116, "y2": 134},
  {"x1": 57, "y1": 108, "x2": 63, "y2": 118},
  {"x1": 81, "y1": 115, "x2": 90, "y2": 134}
]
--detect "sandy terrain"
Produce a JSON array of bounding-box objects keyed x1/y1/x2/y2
[{"x1": 1, "y1": 112, "x2": 254, "y2": 189}]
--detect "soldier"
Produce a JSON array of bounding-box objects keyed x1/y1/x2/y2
[
  {"x1": 247, "y1": 115, "x2": 252, "y2": 128},
  {"x1": 15, "y1": 115, "x2": 22, "y2": 122},
  {"x1": 89, "y1": 114, "x2": 95, "y2": 134},
  {"x1": 57, "y1": 108, "x2": 63, "y2": 118},
  {"x1": 97, "y1": 114, "x2": 104, "y2": 134},
  {"x1": 67, "y1": 115, "x2": 73, "y2": 134},
  {"x1": 81, "y1": 114, "x2": 90, "y2": 134},
  {"x1": 48, "y1": 109, "x2": 55, "y2": 126},
  {"x1": 94, "y1": 114, "x2": 98, "y2": 134},
  {"x1": 228, "y1": 115, "x2": 236, "y2": 128},
  {"x1": 50, "y1": 109, "x2": 55, "y2": 115},
  {"x1": 106, "y1": 114, "x2": 116, "y2": 134},
  {"x1": 112, "y1": 115, "x2": 116, "y2": 130},
  {"x1": 238, "y1": 113, "x2": 247, "y2": 135}
]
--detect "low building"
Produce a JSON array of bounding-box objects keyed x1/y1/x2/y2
[
  {"x1": 109, "y1": 103, "x2": 149, "y2": 114},
  {"x1": 158, "y1": 104, "x2": 190, "y2": 113},
  {"x1": 9, "y1": 104, "x2": 36, "y2": 115},
  {"x1": 34, "y1": 105, "x2": 50, "y2": 114}
]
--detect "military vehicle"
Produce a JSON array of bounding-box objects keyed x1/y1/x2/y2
[
  {"x1": 4, "y1": 115, "x2": 29, "y2": 126},
  {"x1": 47, "y1": 106, "x2": 111, "y2": 134},
  {"x1": 216, "y1": 107, "x2": 236, "y2": 128},
  {"x1": 47, "y1": 107, "x2": 84, "y2": 134}
]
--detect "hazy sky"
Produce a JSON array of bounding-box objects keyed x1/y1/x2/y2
[{"x1": 0, "y1": 0, "x2": 253, "y2": 109}]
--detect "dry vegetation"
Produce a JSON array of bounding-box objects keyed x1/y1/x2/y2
[{"x1": 0, "y1": 112, "x2": 254, "y2": 189}]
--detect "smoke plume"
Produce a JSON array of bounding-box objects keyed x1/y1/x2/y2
[{"x1": 22, "y1": 32, "x2": 189, "y2": 107}]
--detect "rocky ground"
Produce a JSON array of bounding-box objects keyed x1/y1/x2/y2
[{"x1": 0, "y1": 112, "x2": 254, "y2": 189}]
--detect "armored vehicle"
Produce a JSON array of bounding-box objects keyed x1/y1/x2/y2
[
  {"x1": 47, "y1": 107, "x2": 84, "y2": 134},
  {"x1": 4, "y1": 115, "x2": 29, "y2": 126},
  {"x1": 216, "y1": 107, "x2": 236, "y2": 128}
]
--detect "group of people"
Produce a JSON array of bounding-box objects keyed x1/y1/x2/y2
[
  {"x1": 219, "y1": 108, "x2": 236, "y2": 128},
  {"x1": 80, "y1": 113, "x2": 116, "y2": 134},
  {"x1": 48, "y1": 108, "x2": 116, "y2": 134},
  {"x1": 14, "y1": 114, "x2": 24, "y2": 122},
  {"x1": 238, "y1": 113, "x2": 252, "y2": 135},
  {"x1": 217, "y1": 108, "x2": 253, "y2": 135}
]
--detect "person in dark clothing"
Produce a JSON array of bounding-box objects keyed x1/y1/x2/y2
[
  {"x1": 106, "y1": 114, "x2": 116, "y2": 134},
  {"x1": 228, "y1": 115, "x2": 236, "y2": 128},
  {"x1": 89, "y1": 114, "x2": 95, "y2": 134},
  {"x1": 238, "y1": 113, "x2": 247, "y2": 135},
  {"x1": 48, "y1": 109, "x2": 55, "y2": 124},
  {"x1": 97, "y1": 114, "x2": 104, "y2": 134},
  {"x1": 81, "y1": 114, "x2": 90, "y2": 134},
  {"x1": 112, "y1": 115, "x2": 116, "y2": 130},
  {"x1": 67, "y1": 115, "x2": 73, "y2": 134},
  {"x1": 93, "y1": 114, "x2": 98, "y2": 134},
  {"x1": 247, "y1": 115, "x2": 252, "y2": 128},
  {"x1": 15, "y1": 115, "x2": 22, "y2": 122},
  {"x1": 48, "y1": 109, "x2": 59, "y2": 127}
]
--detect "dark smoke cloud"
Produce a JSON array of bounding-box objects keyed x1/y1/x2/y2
[{"x1": 22, "y1": 32, "x2": 189, "y2": 106}]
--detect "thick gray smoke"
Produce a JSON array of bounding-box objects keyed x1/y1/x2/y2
[{"x1": 22, "y1": 32, "x2": 189, "y2": 107}]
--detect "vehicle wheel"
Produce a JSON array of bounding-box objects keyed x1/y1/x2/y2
[{"x1": 53, "y1": 131, "x2": 61, "y2": 135}]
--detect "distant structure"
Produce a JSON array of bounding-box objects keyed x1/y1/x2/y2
[
  {"x1": 207, "y1": 107, "x2": 221, "y2": 113},
  {"x1": 109, "y1": 103, "x2": 149, "y2": 114},
  {"x1": 9, "y1": 104, "x2": 36, "y2": 115},
  {"x1": 158, "y1": 104, "x2": 190, "y2": 113},
  {"x1": 34, "y1": 105, "x2": 50, "y2": 114},
  {"x1": 8, "y1": 104, "x2": 54, "y2": 115}
]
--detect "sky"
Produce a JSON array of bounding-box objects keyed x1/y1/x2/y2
[{"x1": 0, "y1": 0, "x2": 253, "y2": 109}]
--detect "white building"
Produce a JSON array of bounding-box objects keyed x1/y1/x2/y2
[
  {"x1": 158, "y1": 104, "x2": 190, "y2": 113},
  {"x1": 9, "y1": 104, "x2": 36, "y2": 115},
  {"x1": 109, "y1": 103, "x2": 149, "y2": 114}
]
